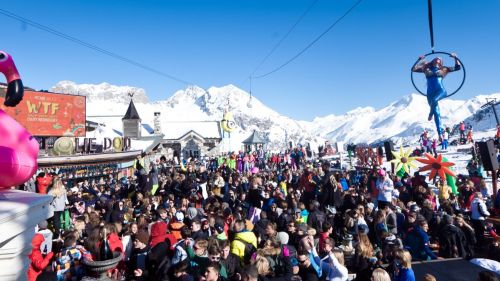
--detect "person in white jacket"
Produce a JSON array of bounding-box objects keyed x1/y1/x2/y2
[
  {"x1": 471, "y1": 192, "x2": 490, "y2": 246},
  {"x1": 376, "y1": 169, "x2": 394, "y2": 209}
]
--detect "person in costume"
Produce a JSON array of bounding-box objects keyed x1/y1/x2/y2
[{"x1": 412, "y1": 53, "x2": 461, "y2": 136}]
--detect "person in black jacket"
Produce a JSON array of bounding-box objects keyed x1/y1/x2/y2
[
  {"x1": 129, "y1": 230, "x2": 151, "y2": 281},
  {"x1": 135, "y1": 155, "x2": 148, "y2": 193},
  {"x1": 455, "y1": 215, "x2": 476, "y2": 259},
  {"x1": 109, "y1": 201, "x2": 125, "y2": 224},
  {"x1": 220, "y1": 240, "x2": 242, "y2": 280},
  {"x1": 259, "y1": 237, "x2": 293, "y2": 281},
  {"x1": 307, "y1": 200, "x2": 326, "y2": 232},
  {"x1": 438, "y1": 214, "x2": 467, "y2": 258}
]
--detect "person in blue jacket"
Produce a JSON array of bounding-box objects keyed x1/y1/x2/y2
[
  {"x1": 404, "y1": 220, "x2": 437, "y2": 261},
  {"x1": 393, "y1": 249, "x2": 416, "y2": 281},
  {"x1": 412, "y1": 53, "x2": 461, "y2": 136}
]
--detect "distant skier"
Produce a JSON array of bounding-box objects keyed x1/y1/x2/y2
[
  {"x1": 441, "y1": 127, "x2": 449, "y2": 150},
  {"x1": 459, "y1": 121, "x2": 466, "y2": 140}
]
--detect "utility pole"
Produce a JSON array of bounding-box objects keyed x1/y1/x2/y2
[{"x1": 481, "y1": 98, "x2": 499, "y2": 126}]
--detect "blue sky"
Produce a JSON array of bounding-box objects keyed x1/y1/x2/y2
[{"x1": 2, "y1": 0, "x2": 500, "y2": 120}]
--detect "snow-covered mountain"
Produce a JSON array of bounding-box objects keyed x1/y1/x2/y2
[
  {"x1": 52, "y1": 81, "x2": 150, "y2": 104},
  {"x1": 50, "y1": 81, "x2": 500, "y2": 150},
  {"x1": 311, "y1": 93, "x2": 500, "y2": 145}
]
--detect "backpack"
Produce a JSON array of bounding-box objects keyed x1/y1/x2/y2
[
  {"x1": 266, "y1": 255, "x2": 281, "y2": 273},
  {"x1": 172, "y1": 239, "x2": 190, "y2": 265},
  {"x1": 235, "y1": 237, "x2": 256, "y2": 265}
]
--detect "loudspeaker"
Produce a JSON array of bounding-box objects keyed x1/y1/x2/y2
[
  {"x1": 384, "y1": 141, "x2": 394, "y2": 161},
  {"x1": 477, "y1": 140, "x2": 499, "y2": 171}
]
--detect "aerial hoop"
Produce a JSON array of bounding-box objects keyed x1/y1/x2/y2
[{"x1": 410, "y1": 51, "x2": 466, "y2": 98}]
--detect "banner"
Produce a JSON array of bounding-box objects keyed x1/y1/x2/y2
[{"x1": 0, "y1": 89, "x2": 86, "y2": 136}]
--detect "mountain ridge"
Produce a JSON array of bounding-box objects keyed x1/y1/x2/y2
[{"x1": 50, "y1": 81, "x2": 500, "y2": 149}]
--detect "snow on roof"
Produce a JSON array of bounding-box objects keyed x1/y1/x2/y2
[
  {"x1": 162, "y1": 121, "x2": 221, "y2": 140},
  {"x1": 86, "y1": 117, "x2": 221, "y2": 141},
  {"x1": 130, "y1": 139, "x2": 156, "y2": 151}
]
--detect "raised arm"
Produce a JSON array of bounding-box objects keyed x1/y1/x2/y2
[
  {"x1": 445, "y1": 53, "x2": 461, "y2": 72},
  {"x1": 412, "y1": 55, "x2": 427, "y2": 72}
]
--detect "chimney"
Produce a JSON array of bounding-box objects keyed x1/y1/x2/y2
[{"x1": 154, "y1": 112, "x2": 161, "y2": 134}]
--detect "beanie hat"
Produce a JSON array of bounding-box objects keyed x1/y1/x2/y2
[
  {"x1": 187, "y1": 207, "x2": 198, "y2": 220},
  {"x1": 276, "y1": 231, "x2": 289, "y2": 245},
  {"x1": 378, "y1": 169, "x2": 386, "y2": 177},
  {"x1": 38, "y1": 220, "x2": 48, "y2": 230},
  {"x1": 214, "y1": 223, "x2": 224, "y2": 234},
  {"x1": 135, "y1": 230, "x2": 150, "y2": 245}
]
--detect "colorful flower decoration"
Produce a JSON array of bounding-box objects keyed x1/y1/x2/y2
[
  {"x1": 416, "y1": 153, "x2": 456, "y2": 181},
  {"x1": 390, "y1": 147, "x2": 418, "y2": 174}
]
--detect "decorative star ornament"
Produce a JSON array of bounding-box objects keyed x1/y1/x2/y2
[
  {"x1": 389, "y1": 147, "x2": 418, "y2": 174},
  {"x1": 416, "y1": 153, "x2": 456, "y2": 181}
]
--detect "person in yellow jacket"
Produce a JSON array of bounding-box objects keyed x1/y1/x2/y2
[
  {"x1": 437, "y1": 178, "x2": 452, "y2": 202},
  {"x1": 230, "y1": 219, "x2": 257, "y2": 265}
]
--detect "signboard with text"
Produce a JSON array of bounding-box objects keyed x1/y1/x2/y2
[{"x1": 0, "y1": 89, "x2": 86, "y2": 136}]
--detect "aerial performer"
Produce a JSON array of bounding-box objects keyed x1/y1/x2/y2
[
  {"x1": 412, "y1": 54, "x2": 461, "y2": 135},
  {"x1": 411, "y1": 0, "x2": 465, "y2": 136},
  {"x1": 0, "y1": 51, "x2": 39, "y2": 189}
]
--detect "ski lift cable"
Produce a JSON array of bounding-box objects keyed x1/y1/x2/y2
[
  {"x1": 243, "y1": 0, "x2": 321, "y2": 85},
  {"x1": 0, "y1": 8, "x2": 193, "y2": 86},
  {"x1": 253, "y1": 0, "x2": 364, "y2": 79}
]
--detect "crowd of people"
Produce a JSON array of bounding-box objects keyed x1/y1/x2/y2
[{"x1": 26, "y1": 143, "x2": 500, "y2": 281}]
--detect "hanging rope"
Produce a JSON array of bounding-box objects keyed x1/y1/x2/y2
[{"x1": 427, "y1": 0, "x2": 435, "y2": 53}]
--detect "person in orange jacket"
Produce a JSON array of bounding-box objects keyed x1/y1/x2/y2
[
  {"x1": 467, "y1": 128, "x2": 474, "y2": 144},
  {"x1": 28, "y1": 233, "x2": 54, "y2": 281},
  {"x1": 36, "y1": 172, "x2": 53, "y2": 194},
  {"x1": 169, "y1": 211, "x2": 185, "y2": 240}
]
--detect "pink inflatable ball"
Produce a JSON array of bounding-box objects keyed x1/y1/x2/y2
[{"x1": 251, "y1": 167, "x2": 259, "y2": 174}]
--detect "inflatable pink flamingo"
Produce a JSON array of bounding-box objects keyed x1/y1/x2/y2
[{"x1": 0, "y1": 51, "x2": 39, "y2": 189}]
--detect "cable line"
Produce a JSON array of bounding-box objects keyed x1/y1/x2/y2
[
  {"x1": 246, "y1": 0, "x2": 320, "y2": 82},
  {"x1": 253, "y1": 0, "x2": 363, "y2": 79},
  {"x1": 0, "y1": 8, "x2": 192, "y2": 86}
]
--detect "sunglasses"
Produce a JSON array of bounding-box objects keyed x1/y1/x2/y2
[
  {"x1": 298, "y1": 259, "x2": 307, "y2": 264},
  {"x1": 210, "y1": 256, "x2": 221, "y2": 261}
]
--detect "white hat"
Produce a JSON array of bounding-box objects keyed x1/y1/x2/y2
[
  {"x1": 175, "y1": 211, "x2": 185, "y2": 222},
  {"x1": 71, "y1": 186, "x2": 79, "y2": 192}
]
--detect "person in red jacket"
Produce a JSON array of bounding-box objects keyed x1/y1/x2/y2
[
  {"x1": 28, "y1": 233, "x2": 54, "y2": 281},
  {"x1": 36, "y1": 172, "x2": 53, "y2": 194},
  {"x1": 150, "y1": 221, "x2": 177, "y2": 248}
]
